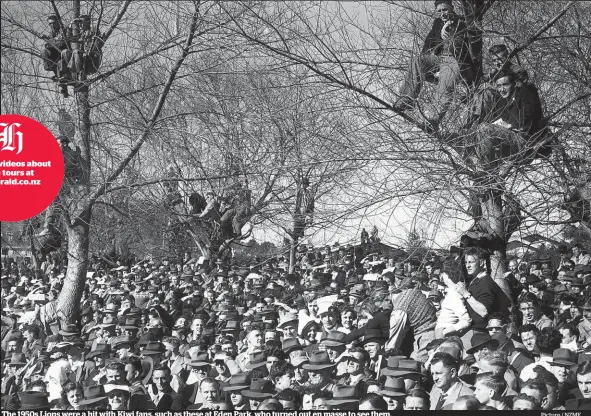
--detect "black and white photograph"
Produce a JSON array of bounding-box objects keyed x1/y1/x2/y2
[{"x1": 1, "y1": 0, "x2": 590, "y2": 412}]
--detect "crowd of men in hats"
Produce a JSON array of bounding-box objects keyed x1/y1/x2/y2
[
  {"x1": 2, "y1": 234, "x2": 590, "y2": 411},
  {"x1": 2, "y1": 0, "x2": 590, "y2": 411}
]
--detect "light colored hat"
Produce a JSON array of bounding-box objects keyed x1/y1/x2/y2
[
  {"x1": 316, "y1": 295, "x2": 338, "y2": 315},
  {"x1": 297, "y1": 312, "x2": 319, "y2": 337},
  {"x1": 278, "y1": 313, "x2": 298, "y2": 329}
]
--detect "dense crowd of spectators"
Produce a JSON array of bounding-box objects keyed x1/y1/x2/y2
[{"x1": 1, "y1": 239, "x2": 590, "y2": 411}]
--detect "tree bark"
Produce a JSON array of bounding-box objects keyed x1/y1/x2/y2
[
  {"x1": 288, "y1": 234, "x2": 297, "y2": 273},
  {"x1": 482, "y1": 190, "x2": 506, "y2": 281},
  {"x1": 56, "y1": 212, "x2": 90, "y2": 323}
]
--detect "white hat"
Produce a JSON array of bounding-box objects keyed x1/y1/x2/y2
[
  {"x1": 278, "y1": 313, "x2": 298, "y2": 329},
  {"x1": 316, "y1": 295, "x2": 339, "y2": 316},
  {"x1": 363, "y1": 273, "x2": 380, "y2": 281},
  {"x1": 246, "y1": 273, "x2": 262, "y2": 281}
]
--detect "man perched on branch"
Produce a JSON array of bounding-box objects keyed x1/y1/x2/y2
[
  {"x1": 467, "y1": 69, "x2": 548, "y2": 170},
  {"x1": 463, "y1": 44, "x2": 529, "y2": 129},
  {"x1": 219, "y1": 182, "x2": 252, "y2": 238},
  {"x1": 395, "y1": 0, "x2": 474, "y2": 125}
]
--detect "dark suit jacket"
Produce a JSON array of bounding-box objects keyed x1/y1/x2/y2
[
  {"x1": 154, "y1": 388, "x2": 183, "y2": 410},
  {"x1": 500, "y1": 83, "x2": 546, "y2": 137},
  {"x1": 566, "y1": 398, "x2": 591, "y2": 410},
  {"x1": 422, "y1": 16, "x2": 473, "y2": 68}
]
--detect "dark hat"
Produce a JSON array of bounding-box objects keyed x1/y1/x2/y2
[
  {"x1": 18, "y1": 391, "x2": 50, "y2": 410},
  {"x1": 550, "y1": 348, "x2": 576, "y2": 367},
  {"x1": 245, "y1": 351, "x2": 267, "y2": 370},
  {"x1": 189, "y1": 353, "x2": 210, "y2": 367},
  {"x1": 240, "y1": 379, "x2": 275, "y2": 399},
  {"x1": 59, "y1": 323, "x2": 79, "y2": 336},
  {"x1": 427, "y1": 290, "x2": 443, "y2": 301},
  {"x1": 321, "y1": 331, "x2": 347, "y2": 347},
  {"x1": 7, "y1": 330, "x2": 23, "y2": 340},
  {"x1": 325, "y1": 385, "x2": 360, "y2": 405},
  {"x1": 141, "y1": 342, "x2": 166, "y2": 355},
  {"x1": 380, "y1": 377, "x2": 406, "y2": 397},
  {"x1": 4, "y1": 353, "x2": 27, "y2": 366},
  {"x1": 381, "y1": 358, "x2": 422, "y2": 377},
  {"x1": 491, "y1": 332, "x2": 515, "y2": 353},
  {"x1": 87, "y1": 343, "x2": 111, "y2": 360},
  {"x1": 80, "y1": 305, "x2": 93, "y2": 317},
  {"x1": 222, "y1": 373, "x2": 251, "y2": 392},
  {"x1": 127, "y1": 307, "x2": 143, "y2": 318},
  {"x1": 79, "y1": 385, "x2": 107, "y2": 405},
  {"x1": 362, "y1": 328, "x2": 386, "y2": 345},
  {"x1": 466, "y1": 333, "x2": 499, "y2": 355},
  {"x1": 122, "y1": 317, "x2": 141, "y2": 331},
  {"x1": 282, "y1": 338, "x2": 303, "y2": 354},
  {"x1": 104, "y1": 384, "x2": 131, "y2": 396},
  {"x1": 525, "y1": 274, "x2": 541, "y2": 285},
  {"x1": 302, "y1": 350, "x2": 336, "y2": 370},
  {"x1": 571, "y1": 277, "x2": 585, "y2": 287},
  {"x1": 561, "y1": 271, "x2": 575, "y2": 282},
  {"x1": 220, "y1": 316, "x2": 240, "y2": 332},
  {"x1": 137, "y1": 332, "x2": 158, "y2": 346},
  {"x1": 111, "y1": 335, "x2": 133, "y2": 350}
]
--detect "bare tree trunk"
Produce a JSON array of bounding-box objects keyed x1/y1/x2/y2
[
  {"x1": 288, "y1": 235, "x2": 296, "y2": 273},
  {"x1": 54, "y1": 0, "x2": 91, "y2": 324},
  {"x1": 57, "y1": 212, "x2": 90, "y2": 323},
  {"x1": 482, "y1": 190, "x2": 506, "y2": 281}
]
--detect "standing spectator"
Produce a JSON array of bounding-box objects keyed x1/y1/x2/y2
[
  {"x1": 387, "y1": 287, "x2": 437, "y2": 362},
  {"x1": 447, "y1": 247, "x2": 510, "y2": 352}
]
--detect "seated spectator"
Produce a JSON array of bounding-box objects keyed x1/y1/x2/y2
[
  {"x1": 473, "y1": 372, "x2": 510, "y2": 410},
  {"x1": 513, "y1": 393, "x2": 540, "y2": 410},
  {"x1": 429, "y1": 352, "x2": 474, "y2": 409},
  {"x1": 520, "y1": 327, "x2": 562, "y2": 381},
  {"x1": 403, "y1": 388, "x2": 430, "y2": 410},
  {"x1": 518, "y1": 292, "x2": 554, "y2": 330},
  {"x1": 451, "y1": 395, "x2": 480, "y2": 410}
]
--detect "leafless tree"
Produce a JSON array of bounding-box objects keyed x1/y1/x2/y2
[{"x1": 222, "y1": 0, "x2": 590, "y2": 279}]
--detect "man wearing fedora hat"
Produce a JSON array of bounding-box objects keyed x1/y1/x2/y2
[
  {"x1": 337, "y1": 347, "x2": 371, "y2": 390},
  {"x1": 240, "y1": 379, "x2": 276, "y2": 410},
  {"x1": 222, "y1": 373, "x2": 251, "y2": 410},
  {"x1": 380, "y1": 377, "x2": 407, "y2": 409},
  {"x1": 302, "y1": 351, "x2": 337, "y2": 394},
  {"x1": 84, "y1": 343, "x2": 111, "y2": 387},
  {"x1": 325, "y1": 385, "x2": 360, "y2": 410},
  {"x1": 2, "y1": 353, "x2": 27, "y2": 395}
]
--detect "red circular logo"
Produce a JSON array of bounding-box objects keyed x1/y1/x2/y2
[{"x1": 0, "y1": 114, "x2": 65, "y2": 222}]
